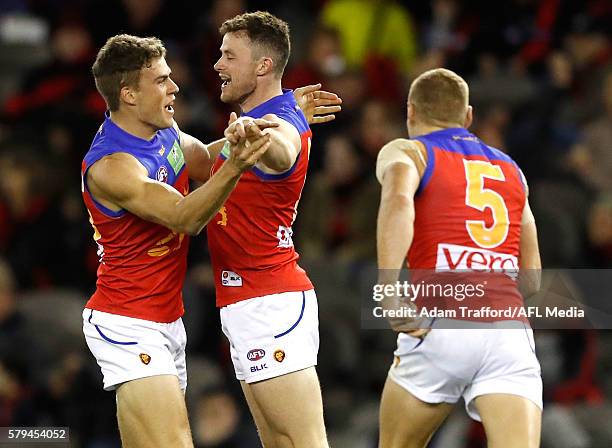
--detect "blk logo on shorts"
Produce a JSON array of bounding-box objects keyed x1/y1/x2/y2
[
  {"x1": 250, "y1": 363, "x2": 267, "y2": 373},
  {"x1": 247, "y1": 349, "x2": 265, "y2": 362},
  {"x1": 139, "y1": 353, "x2": 151, "y2": 365},
  {"x1": 274, "y1": 349, "x2": 285, "y2": 363}
]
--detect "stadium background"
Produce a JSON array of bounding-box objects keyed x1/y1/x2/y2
[{"x1": 0, "y1": 0, "x2": 610, "y2": 446}]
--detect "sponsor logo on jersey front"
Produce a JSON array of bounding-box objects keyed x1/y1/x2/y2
[
  {"x1": 247, "y1": 349, "x2": 266, "y2": 361},
  {"x1": 167, "y1": 140, "x2": 185, "y2": 175},
  {"x1": 222, "y1": 270, "x2": 243, "y2": 287},
  {"x1": 277, "y1": 225, "x2": 294, "y2": 248},
  {"x1": 156, "y1": 165, "x2": 169, "y2": 183},
  {"x1": 435, "y1": 243, "x2": 518, "y2": 276}
]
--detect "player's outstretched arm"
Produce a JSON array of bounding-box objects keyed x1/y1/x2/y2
[
  {"x1": 518, "y1": 200, "x2": 542, "y2": 299},
  {"x1": 86, "y1": 132, "x2": 271, "y2": 236},
  {"x1": 293, "y1": 83, "x2": 342, "y2": 125},
  {"x1": 245, "y1": 113, "x2": 301, "y2": 174}
]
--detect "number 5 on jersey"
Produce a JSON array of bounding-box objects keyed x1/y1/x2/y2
[{"x1": 463, "y1": 160, "x2": 510, "y2": 249}]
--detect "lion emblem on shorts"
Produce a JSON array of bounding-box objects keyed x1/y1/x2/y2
[
  {"x1": 273, "y1": 349, "x2": 285, "y2": 363},
  {"x1": 139, "y1": 353, "x2": 151, "y2": 365}
]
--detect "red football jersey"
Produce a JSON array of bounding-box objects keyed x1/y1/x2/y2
[
  {"x1": 409, "y1": 127, "x2": 527, "y2": 320},
  {"x1": 82, "y1": 115, "x2": 189, "y2": 323},
  {"x1": 207, "y1": 90, "x2": 313, "y2": 307}
]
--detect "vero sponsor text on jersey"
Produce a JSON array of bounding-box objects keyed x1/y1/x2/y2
[{"x1": 435, "y1": 243, "x2": 518, "y2": 271}]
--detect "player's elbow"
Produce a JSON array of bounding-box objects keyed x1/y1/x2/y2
[
  {"x1": 168, "y1": 215, "x2": 204, "y2": 236},
  {"x1": 518, "y1": 269, "x2": 541, "y2": 299},
  {"x1": 382, "y1": 191, "x2": 414, "y2": 209},
  {"x1": 265, "y1": 153, "x2": 294, "y2": 172},
  {"x1": 182, "y1": 225, "x2": 203, "y2": 236}
]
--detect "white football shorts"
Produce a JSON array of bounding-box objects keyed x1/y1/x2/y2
[
  {"x1": 388, "y1": 319, "x2": 542, "y2": 421},
  {"x1": 82, "y1": 308, "x2": 187, "y2": 391},
  {"x1": 220, "y1": 289, "x2": 319, "y2": 383}
]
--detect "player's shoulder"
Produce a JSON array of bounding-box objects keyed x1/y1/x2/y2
[
  {"x1": 87, "y1": 152, "x2": 149, "y2": 201},
  {"x1": 89, "y1": 152, "x2": 143, "y2": 179},
  {"x1": 376, "y1": 138, "x2": 427, "y2": 183},
  {"x1": 485, "y1": 143, "x2": 516, "y2": 165}
]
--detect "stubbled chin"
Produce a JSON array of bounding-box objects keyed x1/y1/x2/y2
[{"x1": 220, "y1": 90, "x2": 232, "y2": 103}]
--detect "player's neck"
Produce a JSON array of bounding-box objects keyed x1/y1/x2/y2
[
  {"x1": 410, "y1": 123, "x2": 455, "y2": 138},
  {"x1": 109, "y1": 110, "x2": 157, "y2": 141},
  {"x1": 240, "y1": 80, "x2": 283, "y2": 113}
]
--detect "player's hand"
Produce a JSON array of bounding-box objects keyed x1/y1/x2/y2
[
  {"x1": 380, "y1": 293, "x2": 430, "y2": 338},
  {"x1": 227, "y1": 131, "x2": 272, "y2": 172},
  {"x1": 224, "y1": 112, "x2": 279, "y2": 145},
  {"x1": 293, "y1": 83, "x2": 342, "y2": 125}
]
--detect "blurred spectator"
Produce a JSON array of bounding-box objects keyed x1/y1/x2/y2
[
  {"x1": 298, "y1": 134, "x2": 378, "y2": 261},
  {"x1": 566, "y1": 70, "x2": 612, "y2": 194},
  {"x1": 0, "y1": 259, "x2": 36, "y2": 425},
  {"x1": 86, "y1": 0, "x2": 201, "y2": 46},
  {"x1": 191, "y1": 386, "x2": 260, "y2": 448},
  {"x1": 320, "y1": 0, "x2": 416, "y2": 100},
  {"x1": 285, "y1": 25, "x2": 345, "y2": 90},
  {"x1": 469, "y1": 54, "x2": 537, "y2": 109},
  {"x1": 586, "y1": 195, "x2": 612, "y2": 267},
  {"x1": 0, "y1": 258, "x2": 31, "y2": 361},
  {"x1": 3, "y1": 21, "x2": 99, "y2": 120},
  {"x1": 422, "y1": 0, "x2": 473, "y2": 56},
  {"x1": 192, "y1": 0, "x2": 246, "y2": 137},
  {"x1": 320, "y1": 0, "x2": 416, "y2": 74}
]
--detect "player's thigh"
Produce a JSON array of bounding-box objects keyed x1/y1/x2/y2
[
  {"x1": 240, "y1": 380, "x2": 277, "y2": 448},
  {"x1": 379, "y1": 376, "x2": 454, "y2": 448},
  {"x1": 116, "y1": 374, "x2": 193, "y2": 448},
  {"x1": 474, "y1": 393, "x2": 541, "y2": 448},
  {"x1": 246, "y1": 367, "x2": 326, "y2": 441}
]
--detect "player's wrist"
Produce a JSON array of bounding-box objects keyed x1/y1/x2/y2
[{"x1": 221, "y1": 158, "x2": 244, "y2": 177}]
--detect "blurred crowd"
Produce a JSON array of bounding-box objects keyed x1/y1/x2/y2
[{"x1": 0, "y1": 0, "x2": 611, "y2": 447}]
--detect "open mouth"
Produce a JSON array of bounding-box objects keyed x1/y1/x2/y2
[
  {"x1": 165, "y1": 103, "x2": 174, "y2": 113},
  {"x1": 220, "y1": 74, "x2": 231, "y2": 89}
]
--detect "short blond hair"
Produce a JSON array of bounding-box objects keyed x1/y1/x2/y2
[{"x1": 408, "y1": 68, "x2": 469, "y2": 127}]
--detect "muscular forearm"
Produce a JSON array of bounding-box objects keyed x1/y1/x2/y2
[
  {"x1": 377, "y1": 194, "x2": 414, "y2": 284},
  {"x1": 206, "y1": 138, "x2": 227, "y2": 160},
  {"x1": 172, "y1": 161, "x2": 240, "y2": 235}
]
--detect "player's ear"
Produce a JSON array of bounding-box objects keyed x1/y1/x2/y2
[
  {"x1": 407, "y1": 102, "x2": 416, "y2": 121},
  {"x1": 464, "y1": 106, "x2": 473, "y2": 129},
  {"x1": 256, "y1": 57, "x2": 273, "y2": 76},
  {"x1": 120, "y1": 85, "x2": 137, "y2": 107}
]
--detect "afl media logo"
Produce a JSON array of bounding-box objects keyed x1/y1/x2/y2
[
  {"x1": 156, "y1": 165, "x2": 169, "y2": 183},
  {"x1": 247, "y1": 349, "x2": 265, "y2": 362}
]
